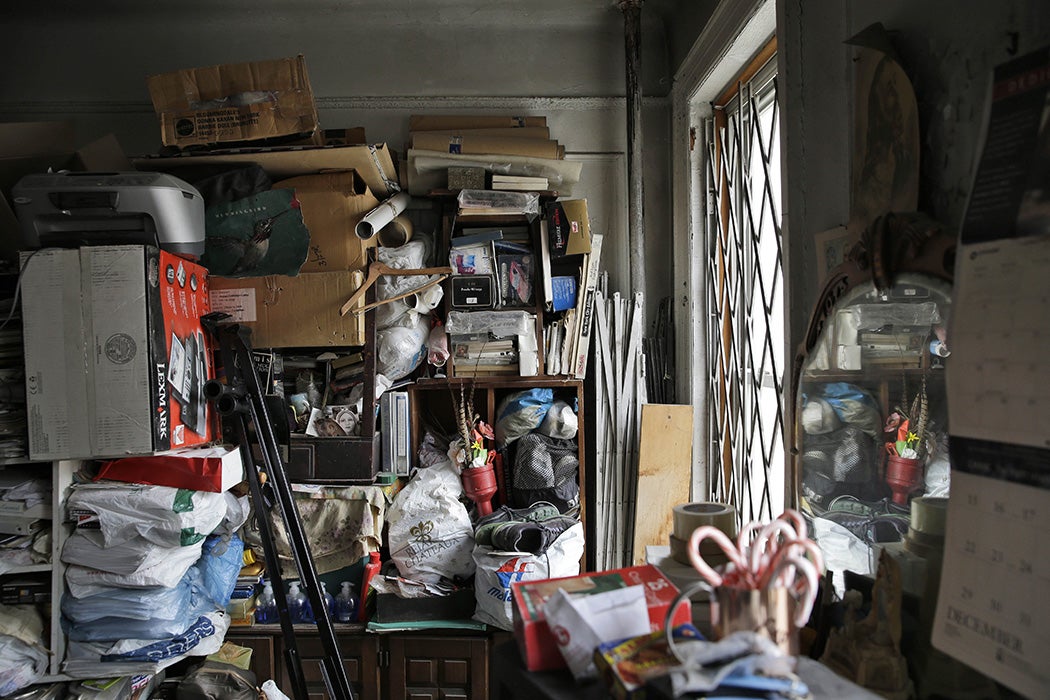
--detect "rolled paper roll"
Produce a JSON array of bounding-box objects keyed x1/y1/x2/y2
[
  {"x1": 356, "y1": 191, "x2": 411, "y2": 240},
  {"x1": 378, "y1": 214, "x2": 414, "y2": 247}
]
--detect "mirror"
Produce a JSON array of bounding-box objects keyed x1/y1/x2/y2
[{"x1": 790, "y1": 213, "x2": 956, "y2": 593}]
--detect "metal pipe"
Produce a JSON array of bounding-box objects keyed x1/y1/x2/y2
[{"x1": 620, "y1": 0, "x2": 646, "y2": 329}]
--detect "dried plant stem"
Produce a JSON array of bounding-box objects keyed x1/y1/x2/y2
[{"x1": 915, "y1": 375, "x2": 929, "y2": 458}]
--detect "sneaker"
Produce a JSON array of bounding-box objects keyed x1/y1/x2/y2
[
  {"x1": 490, "y1": 515, "x2": 577, "y2": 554},
  {"x1": 474, "y1": 501, "x2": 561, "y2": 546},
  {"x1": 476, "y1": 501, "x2": 561, "y2": 528}
]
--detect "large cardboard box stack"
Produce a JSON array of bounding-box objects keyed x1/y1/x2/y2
[
  {"x1": 510, "y1": 564, "x2": 692, "y2": 672},
  {"x1": 146, "y1": 55, "x2": 318, "y2": 149},
  {"x1": 272, "y1": 169, "x2": 380, "y2": 273},
  {"x1": 22, "y1": 245, "x2": 215, "y2": 460},
  {"x1": 208, "y1": 169, "x2": 380, "y2": 348}
]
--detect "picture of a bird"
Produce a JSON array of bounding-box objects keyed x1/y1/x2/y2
[{"x1": 208, "y1": 208, "x2": 292, "y2": 274}]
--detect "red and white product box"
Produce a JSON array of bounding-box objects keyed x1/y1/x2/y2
[
  {"x1": 23, "y1": 245, "x2": 215, "y2": 459},
  {"x1": 510, "y1": 564, "x2": 692, "y2": 672}
]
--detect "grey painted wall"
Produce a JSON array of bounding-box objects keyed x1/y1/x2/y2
[
  {"x1": 778, "y1": 0, "x2": 1050, "y2": 357},
  {"x1": 0, "y1": 0, "x2": 691, "y2": 316}
]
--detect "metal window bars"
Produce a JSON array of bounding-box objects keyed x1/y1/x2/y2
[{"x1": 703, "y1": 62, "x2": 786, "y2": 527}]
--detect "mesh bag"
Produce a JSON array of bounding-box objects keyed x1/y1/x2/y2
[
  {"x1": 801, "y1": 425, "x2": 881, "y2": 507},
  {"x1": 510, "y1": 432, "x2": 580, "y2": 512}
]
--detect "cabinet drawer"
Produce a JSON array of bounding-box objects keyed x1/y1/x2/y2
[
  {"x1": 385, "y1": 635, "x2": 488, "y2": 700},
  {"x1": 279, "y1": 632, "x2": 380, "y2": 700}
]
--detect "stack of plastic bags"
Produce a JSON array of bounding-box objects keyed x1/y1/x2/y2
[
  {"x1": 0, "y1": 473, "x2": 52, "y2": 574},
  {"x1": 59, "y1": 481, "x2": 248, "y2": 677},
  {"x1": 0, "y1": 602, "x2": 48, "y2": 694}
]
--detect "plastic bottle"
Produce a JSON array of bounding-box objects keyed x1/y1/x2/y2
[
  {"x1": 255, "y1": 580, "x2": 278, "y2": 624},
  {"x1": 286, "y1": 581, "x2": 307, "y2": 624},
  {"x1": 357, "y1": 551, "x2": 382, "y2": 623},
  {"x1": 335, "y1": 581, "x2": 357, "y2": 623},
  {"x1": 321, "y1": 581, "x2": 336, "y2": 620}
]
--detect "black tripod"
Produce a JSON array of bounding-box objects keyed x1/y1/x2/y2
[{"x1": 202, "y1": 314, "x2": 355, "y2": 700}]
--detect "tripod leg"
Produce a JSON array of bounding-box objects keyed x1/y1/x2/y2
[{"x1": 206, "y1": 319, "x2": 356, "y2": 700}]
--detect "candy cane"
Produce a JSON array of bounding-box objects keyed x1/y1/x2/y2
[
  {"x1": 759, "y1": 537, "x2": 825, "y2": 591},
  {"x1": 777, "y1": 508, "x2": 807, "y2": 541},
  {"x1": 749, "y1": 519, "x2": 798, "y2": 578},
  {"x1": 770, "y1": 552, "x2": 819, "y2": 627},
  {"x1": 688, "y1": 525, "x2": 751, "y2": 588}
]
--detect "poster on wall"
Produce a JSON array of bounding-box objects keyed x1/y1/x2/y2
[{"x1": 845, "y1": 23, "x2": 921, "y2": 233}]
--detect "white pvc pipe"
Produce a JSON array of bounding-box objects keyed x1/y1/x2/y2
[{"x1": 355, "y1": 191, "x2": 411, "y2": 240}]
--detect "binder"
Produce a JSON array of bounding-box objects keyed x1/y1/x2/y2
[{"x1": 380, "y1": 391, "x2": 411, "y2": 476}]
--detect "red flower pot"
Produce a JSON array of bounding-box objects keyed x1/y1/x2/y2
[
  {"x1": 461, "y1": 462, "x2": 498, "y2": 516},
  {"x1": 886, "y1": 455, "x2": 924, "y2": 505}
]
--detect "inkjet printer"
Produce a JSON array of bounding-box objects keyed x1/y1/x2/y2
[{"x1": 11, "y1": 171, "x2": 205, "y2": 258}]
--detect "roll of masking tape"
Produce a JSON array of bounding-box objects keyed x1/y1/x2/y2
[
  {"x1": 672, "y1": 502, "x2": 738, "y2": 541},
  {"x1": 910, "y1": 496, "x2": 949, "y2": 536}
]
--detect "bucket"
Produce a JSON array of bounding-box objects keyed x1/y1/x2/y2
[{"x1": 886, "y1": 455, "x2": 924, "y2": 505}]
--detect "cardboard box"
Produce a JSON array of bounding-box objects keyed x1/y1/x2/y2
[
  {"x1": 545, "y1": 199, "x2": 591, "y2": 257},
  {"x1": 271, "y1": 169, "x2": 380, "y2": 273},
  {"x1": 22, "y1": 245, "x2": 215, "y2": 460},
  {"x1": 146, "y1": 55, "x2": 318, "y2": 149},
  {"x1": 510, "y1": 564, "x2": 692, "y2": 672},
  {"x1": 209, "y1": 269, "x2": 366, "y2": 348},
  {"x1": 0, "y1": 122, "x2": 130, "y2": 262},
  {"x1": 134, "y1": 142, "x2": 400, "y2": 199}
]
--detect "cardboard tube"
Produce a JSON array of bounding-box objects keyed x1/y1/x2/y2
[
  {"x1": 377, "y1": 215, "x2": 414, "y2": 247},
  {"x1": 356, "y1": 191, "x2": 410, "y2": 240},
  {"x1": 412, "y1": 132, "x2": 562, "y2": 160}
]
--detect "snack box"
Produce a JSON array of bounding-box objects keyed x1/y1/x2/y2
[{"x1": 510, "y1": 564, "x2": 692, "y2": 672}]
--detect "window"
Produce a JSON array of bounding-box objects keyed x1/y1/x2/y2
[{"x1": 702, "y1": 44, "x2": 784, "y2": 525}]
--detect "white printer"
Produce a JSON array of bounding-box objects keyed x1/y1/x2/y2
[{"x1": 11, "y1": 171, "x2": 205, "y2": 258}]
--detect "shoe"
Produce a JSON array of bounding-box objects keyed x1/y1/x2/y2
[
  {"x1": 476, "y1": 501, "x2": 561, "y2": 528},
  {"x1": 474, "y1": 501, "x2": 561, "y2": 546},
  {"x1": 490, "y1": 515, "x2": 577, "y2": 554}
]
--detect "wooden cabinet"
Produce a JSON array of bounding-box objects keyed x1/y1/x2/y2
[
  {"x1": 226, "y1": 628, "x2": 490, "y2": 700},
  {"x1": 385, "y1": 635, "x2": 488, "y2": 700}
]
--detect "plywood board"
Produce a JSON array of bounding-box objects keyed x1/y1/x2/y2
[{"x1": 632, "y1": 404, "x2": 694, "y2": 565}]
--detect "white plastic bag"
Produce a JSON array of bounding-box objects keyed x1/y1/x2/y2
[
  {"x1": 65, "y1": 482, "x2": 227, "y2": 548},
  {"x1": 472, "y1": 522, "x2": 584, "y2": 630},
  {"x1": 64, "y1": 542, "x2": 204, "y2": 598},
  {"x1": 387, "y1": 459, "x2": 475, "y2": 583},
  {"x1": 376, "y1": 313, "x2": 429, "y2": 380}
]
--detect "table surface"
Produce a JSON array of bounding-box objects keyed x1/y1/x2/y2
[{"x1": 490, "y1": 639, "x2": 883, "y2": 700}]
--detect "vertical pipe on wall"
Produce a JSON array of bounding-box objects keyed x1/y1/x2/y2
[{"x1": 620, "y1": 0, "x2": 646, "y2": 328}]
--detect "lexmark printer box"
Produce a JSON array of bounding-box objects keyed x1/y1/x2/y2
[{"x1": 22, "y1": 245, "x2": 214, "y2": 460}]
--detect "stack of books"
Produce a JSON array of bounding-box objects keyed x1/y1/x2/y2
[
  {"x1": 450, "y1": 335, "x2": 519, "y2": 377},
  {"x1": 859, "y1": 326, "x2": 929, "y2": 369},
  {"x1": 491, "y1": 174, "x2": 549, "y2": 191}
]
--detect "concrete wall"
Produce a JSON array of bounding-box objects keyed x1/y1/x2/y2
[{"x1": 778, "y1": 0, "x2": 1050, "y2": 357}]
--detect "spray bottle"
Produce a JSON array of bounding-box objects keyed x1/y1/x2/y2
[{"x1": 357, "y1": 551, "x2": 381, "y2": 623}]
